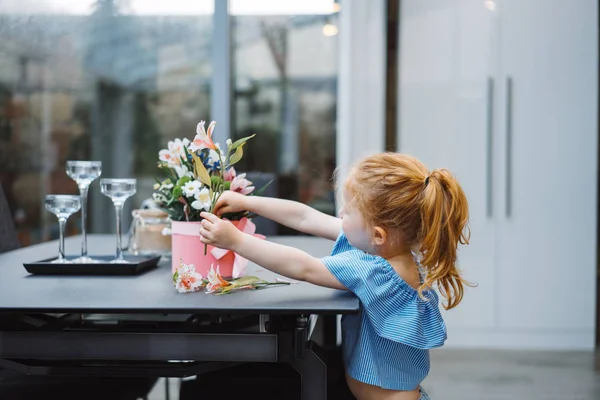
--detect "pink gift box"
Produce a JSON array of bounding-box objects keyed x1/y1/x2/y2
[{"x1": 171, "y1": 218, "x2": 265, "y2": 279}]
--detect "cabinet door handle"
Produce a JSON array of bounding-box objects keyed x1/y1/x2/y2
[
  {"x1": 505, "y1": 76, "x2": 513, "y2": 218},
  {"x1": 487, "y1": 77, "x2": 494, "y2": 218}
]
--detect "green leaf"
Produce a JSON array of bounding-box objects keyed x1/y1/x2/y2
[
  {"x1": 172, "y1": 186, "x2": 183, "y2": 199},
  {"x1": 176, "y1": 176, "x2": 192, "y2": 187},
  {"x1": 159, "y1": 165, "x2": 178, "y2": 182},
  {"x1": 164, "y1": 203, "x2": 186, "y2": 221},
  {"x1": 228, "y1": 134, "x2": 256, "y2": 151},
  {"x1": 172, "y1": 270, "x2": 179, "y2": 284},
  {"x1": 211, "y1": 279, "x2": 291, "y2": 295},
  {"x1": 191, "y1": 152, "x2": 212, "y2": 187},
  {"x1": 253, "y1": 179, "x2": 273, "y2": 196},
  {"x1": 210, "y1": 175, "x2": 223, "y2": 187},
  {"x1": 228, "y1": 144, "x2": 244, "y2": 167},
  {"x1": 183, "y1": 144, "x2": 191, "y2": 158},
  {"x1": 231, "y1": 276, "x2": 263, "y2": 287},
  {"x1": 171, "y1": 177, "x2": 190, "y2": 200},
  {"x1": 254, "y1": 282, "x2": 291, "y2": 290}
]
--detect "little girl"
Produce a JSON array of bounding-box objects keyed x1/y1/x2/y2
[{"x1": 199, "y1": 152, "x2": 470, "y2": 400}]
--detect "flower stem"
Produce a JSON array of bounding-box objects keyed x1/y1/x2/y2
[{"x1": 203, "y1": 147, "x2": 228, "y2": 256}]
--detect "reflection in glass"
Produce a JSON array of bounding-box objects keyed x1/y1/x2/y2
[
  {"x1": 0, "y1": 0, "x2": 213, "y2": 245},
  {"x1": 232, "y1": 9, "x2": 339, "y2": 235}
]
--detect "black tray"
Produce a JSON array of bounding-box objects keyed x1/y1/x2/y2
[{"x1": 23, "y1": 255, "x2": 161, "y2": 276}]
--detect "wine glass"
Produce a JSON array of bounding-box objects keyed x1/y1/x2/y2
[
  {"x1": 100, "y1": 179, "x2": 137, "y2": 263},
  {"x1": 66, "y1": 161, "x2": 102, "y2": 263},
  {"x1": 45, "y1": 195, "x2": 81, "y2": 263}
]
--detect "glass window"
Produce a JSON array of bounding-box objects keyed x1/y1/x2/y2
[
  {"x1": 231, "y1": 1, "x2": 340, "y2": 235},
  {"x1": 0, "y1": 0, "x2": 340, "y2": 245},
  {"x1": 0, "y1": 0, "x2": 213, "y2": 245}
]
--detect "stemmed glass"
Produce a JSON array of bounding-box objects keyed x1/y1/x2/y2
[
  {"x1": 45, "y1": 195, "x2": 81, "y2": 263},
  {"x1": 100, "y1": 179, "x2": 137, "y2": 263},
  {"x1": 66, "y1": 161, "x2": 102, "y2": 263}
]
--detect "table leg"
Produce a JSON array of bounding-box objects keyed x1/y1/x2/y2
[
  {"x1": 289, "y1": 343, "x2": 327, "y2": 400},
  {"x1": 322, "y1": 315, "x2": 338, "y2": 349}
]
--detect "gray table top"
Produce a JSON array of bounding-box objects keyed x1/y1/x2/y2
[{"x1": 0, "y1": 235, "x2": 359, "y2": 315}]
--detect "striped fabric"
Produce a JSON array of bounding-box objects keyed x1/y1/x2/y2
[{"x1": 321, "y1": 232, "x2": 447, "y2": 391}]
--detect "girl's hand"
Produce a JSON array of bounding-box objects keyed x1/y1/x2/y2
[
  {"x1": 199, "y1": 212, "x2": 242, "y2": 250},
  {"x1": 213, "y1": 190, "x2": 250, "y2": 216}
]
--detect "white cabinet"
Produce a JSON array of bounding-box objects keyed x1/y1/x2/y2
[
  {"x1": 399, "y1": 0, "x2": 598, "y2": 349},
  {"x1": 497, "y1": 0, "x2": 598, "y2": 332}
]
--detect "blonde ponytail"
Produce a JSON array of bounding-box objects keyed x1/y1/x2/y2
[{"x1": 419, "y1": 169, "x2": 470, "y2": 309}]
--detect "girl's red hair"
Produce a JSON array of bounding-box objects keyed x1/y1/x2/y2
[{"x1": 346, "y1": 153, "x2": 470, "y2": 309}]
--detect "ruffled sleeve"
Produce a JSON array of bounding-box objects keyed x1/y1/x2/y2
[{"x1": 321, "y1": 236, "x2": 447, "y2": 350}]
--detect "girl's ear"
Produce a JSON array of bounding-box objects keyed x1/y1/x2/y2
[{"x1": 372, "y1": 226, "x2": 387, "y2": 246}]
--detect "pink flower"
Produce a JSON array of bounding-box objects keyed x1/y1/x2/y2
[
  {"x1": 223, "y1": 167, "x2": 237, "y2": 182},
  {"x1": 230, "y1": 173, "x2": 254, "y2": 195},
  {"x1": 205, "y1": 265, "x2": 231, "y2": 294},
  {"x1": 189, "y1": 120, "x2": 217, "y2": 151},
  {"x1": 159, "y1": 149, "x2": 180, "y2": 166}
]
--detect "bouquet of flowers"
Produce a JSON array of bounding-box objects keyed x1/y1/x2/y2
[{"x1": 153, "y1": 120, "x2": 265, "y2": 223}]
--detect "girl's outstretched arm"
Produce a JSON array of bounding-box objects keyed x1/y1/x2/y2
[
  {"x1": 214, "y1": 191, "x2": 341, "y2": 241},
  {"x1": 199, "y1": 212, "x2": 346, "y2": 290}
]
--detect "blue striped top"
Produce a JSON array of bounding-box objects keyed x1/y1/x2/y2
[{"x1": 321, "y1": 232, "x2": 447, "y2": 390}]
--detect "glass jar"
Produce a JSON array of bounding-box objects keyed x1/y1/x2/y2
[{"x1": 128, "y1": 209, "x2": 171, "y2": 256}]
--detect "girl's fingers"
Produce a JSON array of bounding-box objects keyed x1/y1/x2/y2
[
  {"x1": 213, "y1": 204, "x2": 228, "y2": 216},
  {"x1": 199, "y1": 227, "x2": 212, "y2": 239},
  {"x1": 200, "y1": 212, "x2": 219, "y2": 222}
]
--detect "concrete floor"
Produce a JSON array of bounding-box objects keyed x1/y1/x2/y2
[
  {"x1": 423, "y1": 350, "x2": 600, "y2": 400},
  {"x1": 147, "y1": 350, "x2": 600, "y2": 400}
]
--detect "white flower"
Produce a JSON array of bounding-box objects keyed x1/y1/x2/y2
[
  {"x1": 159, "y1": 149, "x2": 179, "y2": 166},
  {"x1": 174, "y1": 165, "x2": 193, "y2": 179},
  {"x1": 159, "y1": 138, "x2": 190, "y2": 168},
  {"x1": 152, "y1": 193, "x2": 168, "y2": 204},
  {"x1": 155, "y1": 182, "x2": 174, "y2": 191},
  {"x1": 161, "y1": 227, "x2": 172, "y2": 236},
  {"x1": 168, "y1": 138, "x2": 188, "y2": 160},
  {"x1": 182, "y1": 180, "x2": 203, "y2": 197},
  {"x1": 174, "y1": 262, "x2": 204, "y2": 293},
  {"x1": 191, "y1": 187, "x2": 212, "y2": 211},
  {"x1": 226, "y1": 138, "x2": 233, "y2": 148}
]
